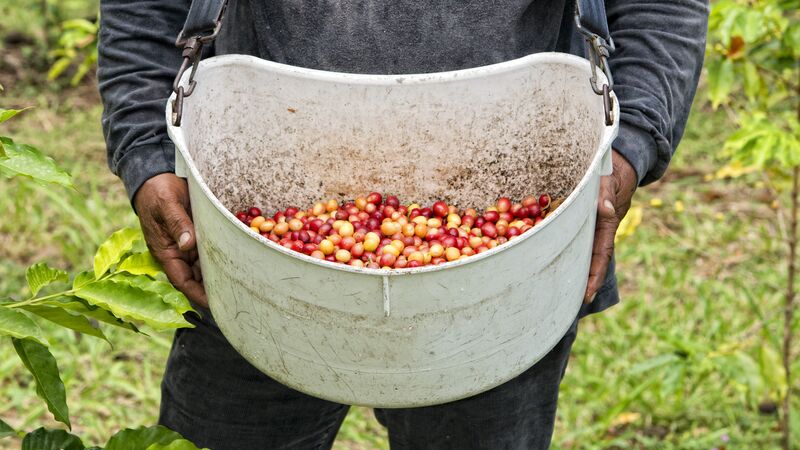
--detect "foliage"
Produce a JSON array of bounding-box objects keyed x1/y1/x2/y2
[
  {"x1": 704, "y1": 0, "x2": 798, "y2": 447},
  {"x1": 48, "y1": 17, "x2": 98, "y2": 86},
  {"x1": 706, "y1": 0, "x2": 800, "y2": 174},
  {"x1": 1, "y1": 102, "x2": 198, "y2": 447}
]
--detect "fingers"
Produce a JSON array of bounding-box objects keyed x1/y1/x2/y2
[
  {"x1": 160, "y1": 199, "x2": 197, "y2": 252},
  {"x1": 134, "y1": 174, "x2": 206, "y2": 307},
  {"x1": 191, "y1": 260, "x2": 203, "y2": 282},
  {"x1": 162, "y1": 256, "x2": 208, "y2": 308},
  {"x1": 585, "y1": 177, "x2": 618, "y2": 304}
]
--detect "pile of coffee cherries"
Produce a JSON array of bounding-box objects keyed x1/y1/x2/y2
[{"x1": 233, "y1": 193, "x2": 559, "y2": 269}]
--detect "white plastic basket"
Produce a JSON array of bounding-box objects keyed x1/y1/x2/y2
[{"x1": 167, "y1": 52, "x2": 618, "y2": 407}]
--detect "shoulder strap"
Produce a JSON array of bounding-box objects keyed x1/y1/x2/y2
[
  {"x1": 178, "y1": 0, "x2": 228, "y2": 45},
  {"x1": 575, "y1": 0, "x2": 612, "y2": 48}
]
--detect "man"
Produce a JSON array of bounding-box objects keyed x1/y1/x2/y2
[{"x1": 98, "y1": 1, "x2": 708, "y2": 448}]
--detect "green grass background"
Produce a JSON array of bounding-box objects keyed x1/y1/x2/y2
[{"x1": 0, "y1": 4, "x2": 796, "y2": 447}]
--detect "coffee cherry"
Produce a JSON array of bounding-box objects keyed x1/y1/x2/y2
[
  {"x1": 379, "y1": 253, "x2": 396, "y2": 267},
  {"x1": 483, "y1": 211, "x2": 499, "y2": 223},
  {"x1": 481, "y1": 222, "x2": 498, "y2": 238},
  {"x1": 496, "y1": 197, "x2": 511, "y2": 213},
  {"x1": 273, "y1": 222, "x2": 289, "y2": 236},
  {"x1": 432, "y1": 201, "x2": 449, "y2": 218},
  {"x1": 320, "y1": 239, "x2": 335, "y2": 255},
  {"x1": 339, "y1": 221, "x2": 355, "y2": 237},
  {"x1": 288, "y1": 218, "x2": 303, "y2": 231},
  {"x1": 539, "y1": 194, "x2": 551, "y2": 209}
]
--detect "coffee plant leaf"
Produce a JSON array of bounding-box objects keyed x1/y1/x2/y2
[
  {"x1": 26, "y1": 263, "x2": 69, "y2": 296},
  {"x1": 111, "y1": 273, "x2": 195, "y2": 315},
  {"x1": 74, "y1": 279, "x2": 192, "y2": 331},
  {"x1": 0, "y1": 107, "x2": 30, "y2": 124},
  {"x1": 42, "y1": 296, "x2": 139, "y2": 333},
  {"x1": 21, "y1": 305, "x2": 108, "y2": 342},
  {"x1": 21, "y1": 428, "x2": 83, "y2": 450},
  {"x1": 105, "y1": 425, "x2": 186, "y2": 450},
  {"x1": 147, "y1": 439, "x2": 206, "y2": 450},
  {"x1": 13, "y1": 339, "x2": 70, "y2": 428},
  {"x1": 0, "y1": 306, "x2": 48, "y2": 346},
  {"x1": 0, "y1": 418, "x2": 15, "y2": 438},
  {"x1": 706, "y1": 58, "x2": 735, "y2": 110},
  {"x1": 117, "y1": 252, "x2": 163, "y2": 278},
  {"x1": 0, "y1": 138, "x2": 73, "y2": 188},
  {"x1": 72, "y1": 271, "x2": 95, "y2": 290},
  {"x1": 93, "y1": 228, "x2": 142, "y2": 278}
]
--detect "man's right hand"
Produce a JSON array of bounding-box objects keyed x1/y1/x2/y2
[{"x1": 134, "y1": 173, "x2": 208, "y2": 308}]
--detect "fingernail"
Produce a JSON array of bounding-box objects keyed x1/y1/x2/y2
[
  {"x1": 603, "y1": 199, "x2": 615, "y2": 213},
  {"x1": 178, "y1": 232, "x2": 191, "y2": 248},
  {"x1": 586, "y1": 292, "x2": 597, "y2": 304}
]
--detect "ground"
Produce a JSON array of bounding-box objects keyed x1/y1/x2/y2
[{"x1": 0, "y1": 53, "x2": 795, "y2": 450}]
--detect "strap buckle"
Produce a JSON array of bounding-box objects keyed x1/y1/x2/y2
[
  {"x1": 171, "y1": 3, "x2": 227, "y2": 126},
  {"x1": 574, "y1": 12, "x2": 616, "y2": 126}
]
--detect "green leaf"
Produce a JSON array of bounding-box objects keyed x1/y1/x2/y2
[
  {"x1": 0, "y1": 107, "x2": 30, "y2": 124},
  {"x1": 706, "y1": 58, "x2": 735, "y2": 109},
  {"x1": 13, "y1": 339, "x2": 70, "y2": 428},
  {"x1": 21, "y1": 428, "x2": 83, "y2": 450},
  {"x1": 72, "y1": 271, "x2": 95, "y2": 290},
  {"x1": 21, "y1": 305, "x2": 108, "y2": 342},
  {"x1": 0, "y1": 418, "x2": 15, "y2": 438},
  {"x1": 112, "y1": 273, "x2": 195, "y2": 315},
  {"x1": 74, "y1": 279, "x2": 193, "y2": 331},
  {"x1": 0, "y1": 138, "x2": 73, "y2": 188},
  {"x1": 62, "y1": 18, "x2": 97, "y2": 33},
  {"x1": 742, "y1": 61, "x2": 761, "y2": 100},
  {"x1": 118, "y1": 252, "x2": 163, "y2": 277},
  {"x1": 729, "y1": 351, "x2": 765, "y2": 402},
  {"x1": 26, "y1": 263, "x2": 69, "y2": 296},
  {"x1": 0, "y1": 305, "x2": 48, "y2": 346},
  {"x1": 147, "y1": 439, "x2": 205, "y2": 450},
  {"x1": 42, "y1": 296, "x2": 139, "y2": 333},
  {"x1": 759, "y1": 344, "x2": 787, "y2": 400},
  {"x1": 94, "y1": 228, "x2": 142, "y2": 278},
  {"x1": 105, "y1": 425, "x2": 187, "y2": 450},
  {"x1": 47, "y1": 57, "x2": 72, "y2": 81}
]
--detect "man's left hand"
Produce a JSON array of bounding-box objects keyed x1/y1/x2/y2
[{"x1": 584, "y1": 150, "x2": 639, "y2": 304}]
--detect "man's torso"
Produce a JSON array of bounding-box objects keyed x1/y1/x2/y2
[{"x1": 217, "y1": 0, "x2": 577, "y2": 74}]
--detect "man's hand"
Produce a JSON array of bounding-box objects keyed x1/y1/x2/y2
[
  {"x1": 134, "y1": 173, "x2": 208, "y2": 307},
  {"x1": 584, "y1": 150, "x2": 638, "y2": 304}
]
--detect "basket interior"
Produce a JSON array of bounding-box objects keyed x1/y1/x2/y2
[{"x1": 180, "y1": 57, "x2": 606, "y2": 213}]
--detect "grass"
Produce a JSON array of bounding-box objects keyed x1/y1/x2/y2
[{"x1": 1, "y1": 73, "x2": 796, "y2": 449}]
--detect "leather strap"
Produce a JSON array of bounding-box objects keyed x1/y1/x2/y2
[
  {"x1": 575, "y1": 0, "x2": 612, "y2": 47},
  {"x1": 178, "y1": 0, "x2": 227, "y2": 44}
]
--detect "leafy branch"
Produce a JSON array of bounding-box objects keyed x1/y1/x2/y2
[{"x1": 1, "y1": 97, "x2": 201, "y2": 449}]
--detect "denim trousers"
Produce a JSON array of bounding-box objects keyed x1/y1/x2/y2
[{"x1": 159, "y1": 309, "x2": 579, "y2": 450}]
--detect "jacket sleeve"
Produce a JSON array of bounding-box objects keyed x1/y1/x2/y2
[
  {"x1": 98, "y1": 0, "x2": 191, "y2": 202},
  {"x1": 605, "y1": 0, "x2": 709, "y2": 185}
]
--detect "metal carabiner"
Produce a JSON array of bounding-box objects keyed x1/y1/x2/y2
[
  {"x1": 171, "y1": 0, "x2": 229, "y2": 126},
  {"x1": 574, "y1": 12, "x2": 616, "y2": 126}
]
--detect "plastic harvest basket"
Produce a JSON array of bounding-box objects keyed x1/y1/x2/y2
[{"x1": 166, "y1": 52, "x2": 618, "y2": 407}]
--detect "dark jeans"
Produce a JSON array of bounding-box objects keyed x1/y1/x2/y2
[{"x1": 159, "y1": 311, "x2": 578, "y2": 450}]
